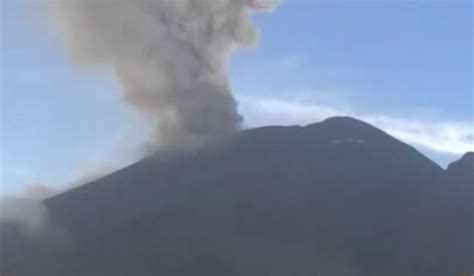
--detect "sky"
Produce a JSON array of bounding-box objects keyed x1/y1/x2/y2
[{"x1": 1, "y1": 0, "x2": 473, "y2": 197}]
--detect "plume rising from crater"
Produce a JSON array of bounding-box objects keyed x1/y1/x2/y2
[{"x1": 53, "y1": 0, "x2": 277, "y2": 151}]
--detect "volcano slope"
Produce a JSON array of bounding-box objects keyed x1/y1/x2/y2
[{"x1": 1, "y1": 117, "x2": 472, "y2": 275}]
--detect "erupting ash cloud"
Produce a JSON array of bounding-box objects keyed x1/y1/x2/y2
[
  {"x1": 53, "y1": 0, "x2": 277, "y2": 151},
  {"x1": 0, "y1": 164, "x2": 114, "y2": 233}
]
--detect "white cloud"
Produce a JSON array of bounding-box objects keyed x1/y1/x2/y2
[
  {"x1": 238, "y1": 95, "x2": 474, "y2": 155},
  {"x1": 232, "y1": 56, "x2": 473, "y2": 156}
]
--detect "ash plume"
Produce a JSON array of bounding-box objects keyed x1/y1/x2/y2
[
  {"x1": 0, "y1": 163, "x2": 116, "y2": 236},
  {"x1": 53, "y1": 0, "x2": 277, "y2": 151}
]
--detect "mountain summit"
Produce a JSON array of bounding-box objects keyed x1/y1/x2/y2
[
  {"x1": 447, "y1": 151, "x2": 474, "y2": 177},
  {"x1": 1, "y1": 117, "x2": 472, "y2": 275}
]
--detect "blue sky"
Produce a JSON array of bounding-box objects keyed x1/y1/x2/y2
[{"x1": 1, "y1": 0, "x2": 473, "y2": 197}]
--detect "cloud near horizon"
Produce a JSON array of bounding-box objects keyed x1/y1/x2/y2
[
  {"x1": 231, "y1": 56, "x2": 473, "y2": 157},
  {"x1": 238, "y1": 95, "x2": 474, "y2": 155}
]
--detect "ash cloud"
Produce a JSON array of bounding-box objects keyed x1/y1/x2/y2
[
  {"x1": 0, "y1": 163, "x2": 116, "y2": 234},
  {"x1": 2, "y1": 1, "x2": 278, "y2": 266},
  {"x1": 53, "y1": 0, "x2": 277, "y2": 152},
  {"x1": 0, "y1": 197, "x2": 49, "y2": 234}
]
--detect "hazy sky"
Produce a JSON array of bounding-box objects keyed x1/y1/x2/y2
[{"x1": 1, "y1": 0, "x2": 473, "y2": 197}]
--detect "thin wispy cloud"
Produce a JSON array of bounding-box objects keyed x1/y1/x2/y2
[
  {"x1": 231, "y1": 56, "x2": 473, "y2": 156},
  {"x1": 238, "y1": 95, "x2": 473, "y2": 155}
]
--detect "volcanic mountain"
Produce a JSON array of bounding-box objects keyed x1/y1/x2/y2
[{"x1": 1, "y1": 117, "x2": 472, "y2": 275}]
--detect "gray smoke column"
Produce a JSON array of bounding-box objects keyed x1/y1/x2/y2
[{"x1": 53, "y1": 0, "x2": 277, "y2": 151}]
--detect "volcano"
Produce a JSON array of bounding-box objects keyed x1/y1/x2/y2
[{"x1": 1, "y1": 117, "x2": 472, "y2": 275}]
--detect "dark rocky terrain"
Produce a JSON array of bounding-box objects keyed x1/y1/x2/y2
[{"x1": 1, "y1": 117, "x2": 472, "y2": 275}]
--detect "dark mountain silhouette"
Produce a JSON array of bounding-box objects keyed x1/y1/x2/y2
[
  {"x1": 447, "y1": 152, "x2": 473, "y2": 179},
  {"x1": 433, "y1": 151, "x2": 473, "y2": 273},
  {"x1": 1, "y1": 117, "x2": 472, "y2": 275}
]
